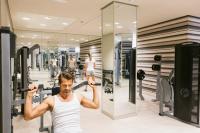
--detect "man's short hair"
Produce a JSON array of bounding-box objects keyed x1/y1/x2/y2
[{"x1": 58, "y1": 71, "x2": 74, "y2": 84}]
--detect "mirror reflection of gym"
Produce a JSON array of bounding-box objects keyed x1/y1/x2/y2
[{"x1": 101, "y1": 1, "x2": 137, "y2": 119}]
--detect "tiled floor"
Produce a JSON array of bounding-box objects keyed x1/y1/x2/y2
[{"x1": 13, "y1": 70, "x2": 200, "y2": 133}]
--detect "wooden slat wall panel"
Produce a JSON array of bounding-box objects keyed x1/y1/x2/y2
[
  {"x1": 137, "y1": 15, "x2": 200, "y2": 91},
  {"x1": 80, "y1": 38, "x2": 102, "y2": 78}
]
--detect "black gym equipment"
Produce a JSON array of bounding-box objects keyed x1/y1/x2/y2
[
  {"x1": 154, "y1": 55, "x2": 162, "y2": 61},
  {"x1": 137, "y1": 69, "x2": 145, "y2": 100},
  {"x1": 137, "y1": 69, "x2": 145, "y2": 80},
  {"x1": 158, "y1": 42, "x2": 200, "y2": 127},
  {"x1": 152, "y1": 64, "x2": 161, "y2": 71},
  {"x1": 129, "y1": 48, "x2": 136, "y2": 104},
  {"x1": 0, "y1": 26, "x2": 15, "y2": 133},
  {"x1": 51, "y1": 81, "x2": 101, "y2": 95},
  {"x1": 29, "y1": 44, "x2": 40, "y2": 69},
  {"x1": 159, "y1": 69, "x2": 174, "y2": 116},
  {"x1": 102, "y1": 70, "x2": 113, "y2": 94},
  {"x1": 174, "y1": 42, "x2": 200, "y2": 126},
  {"x1": 152, "y1": 55, "x2": 162, "y2": 101}
]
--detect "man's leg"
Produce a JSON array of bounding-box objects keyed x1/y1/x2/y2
[{"x1": 92, "y1": 72, "x2": 95, "y2": 81}]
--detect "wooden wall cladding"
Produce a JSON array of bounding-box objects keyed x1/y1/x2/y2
[
  {"x1": 137, "y1": 15, "x2": 200, "y2": 92},
  {"x1": 80, "y1": 38, "x2": 102, "y2": 78}
]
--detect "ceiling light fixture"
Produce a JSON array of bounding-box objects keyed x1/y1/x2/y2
[
  {"x1": 33, "y1": 34, "x2": 39, "y2": 37},
  {"x1": 70, "y1": 38, "x2": 74, "y2": 41},
  {"x1": 132, "y1": 21, "x2": 137, "y2": 24},
  {"x1": 62, "y1": 22, "x2": 69, "y2": 26},
  {"x1": 51, "y1": 0, "x2": 68, "y2": 3},
  {"x1": 115, "y1": 22, "x2": 120, "y2": 25},
  {"x1": 44, "y1": 17, "x2": 52, "y2": 20},
  {"x1": 40, "y1": 24, "x2": 47, "y2": 26},
  {"x1": 22, "y1": 17, "x2": 31, "y2": 20},
  {"x1": 21, "y1": 35, "x2": 24, "y2": 38},
  {"x1": 117, "y1": 25, "x2": 123, "y2": 29}
]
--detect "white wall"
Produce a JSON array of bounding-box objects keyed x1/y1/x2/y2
[{"x1": 102, "y1": 33, "x2": 114, "y2": 70}]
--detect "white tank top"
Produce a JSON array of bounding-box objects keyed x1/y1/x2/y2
[
  {"x1": 85, "y1": 58, "x2": 95, "y2": 71},
  {"x1": 52, "y1": 94, "x2": 82, "y2": 133}
]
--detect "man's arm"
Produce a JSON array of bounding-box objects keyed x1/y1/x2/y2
[
  {"x1": 24, "y1": 85, "x2": 52, "y2": 120},
  {"x1": 78, "y1": 80, "x2": 99, "y2": 109}
]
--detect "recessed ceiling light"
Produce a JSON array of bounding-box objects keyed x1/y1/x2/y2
[
  {"x1": 21, "y1": 35, "x2": 24, "y2": 38},
  {"x1": 40, "y1": 24, "x2": 47, "y2": 26},
  {"x1": 62, "y1": 22, "x2": 69, "y2": 26},
  {"x1": 75, "y1": 40, "x2": 79, "y2": 42},
  {"x1": 85, "y1": 39, "x2": 88, "y2": 42},
  {"x1": 70, "y1": 38, "x2": 74, "y2": 41},
  {"x1": 105, "y1": 24, "x2": 111, "y2": 27},
  {"x1": 132, "y1": 21, "x2": 137, "y2": 24},
  {"x1": 117, "y1": 25, "x2": 123, "y2": 29},
  {"x1": 22, "y1": 17, "x2": 31, "y2": 20},
  {"x1": 33, "y1": 34, "x2": 39, "y2": 37},
  {"x1": 51, "y1": 0, "x2": 68, "y2": 3},
  {"x1": 44, "y1": 17, "x2": 52, "y2": 20},
  {"x1": 115, "y1": 22, "x2": 120, "y2": 25}
]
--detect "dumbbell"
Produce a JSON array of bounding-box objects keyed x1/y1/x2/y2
[{"x1": 137, "y1": 69, "x2": 145, "y2": 80}]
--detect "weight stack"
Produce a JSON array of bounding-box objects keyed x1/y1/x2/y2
[{"x1": 174, "y1": 42, "x2": 200, "y2": 126}]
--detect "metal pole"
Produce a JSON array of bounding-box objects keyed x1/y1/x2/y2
[
  {"x1": 159, "y1": 78, "x2": 164, "y2": 116},
  {"x1": 139, "y1": 80, "x2": 144, "y2": 100},
  {"x1": 156, "y1": 61, "x2": 161, "y2": 101}
]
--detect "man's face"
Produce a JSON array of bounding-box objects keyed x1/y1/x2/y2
[{"x1": 59, "y1": 78, "x2": 73, "y2": 96}]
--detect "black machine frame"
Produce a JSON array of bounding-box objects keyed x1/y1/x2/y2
[{"x1": 0, "y1": 27, "x2": 13, "y2": 133}]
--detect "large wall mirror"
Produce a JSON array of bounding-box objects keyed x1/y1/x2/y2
[{"x1": 101, "y1": 1, "x2": 137, "y2": 119}]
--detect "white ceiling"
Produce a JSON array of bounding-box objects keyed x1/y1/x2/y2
[
  {"x1": 9, "y1": 0, "x2": 200, "y2": 35},
  {"x1": 15, "y1": 30, "x2": 98, "y2": 49},
  {"x1": 8, "y1": 0, "x2": 200, "y2": 48}
]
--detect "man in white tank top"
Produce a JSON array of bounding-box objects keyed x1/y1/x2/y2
[
  {"x1": 84, "y1": 53, "x2": 96, "y2": 91},
  {"x1": 24, "y1": 72, "x2": 99, "y2": 133}
]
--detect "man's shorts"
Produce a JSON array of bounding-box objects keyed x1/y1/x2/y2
[{"x1": 86, "y1": 70, "x2": 94, "y2": 76}]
